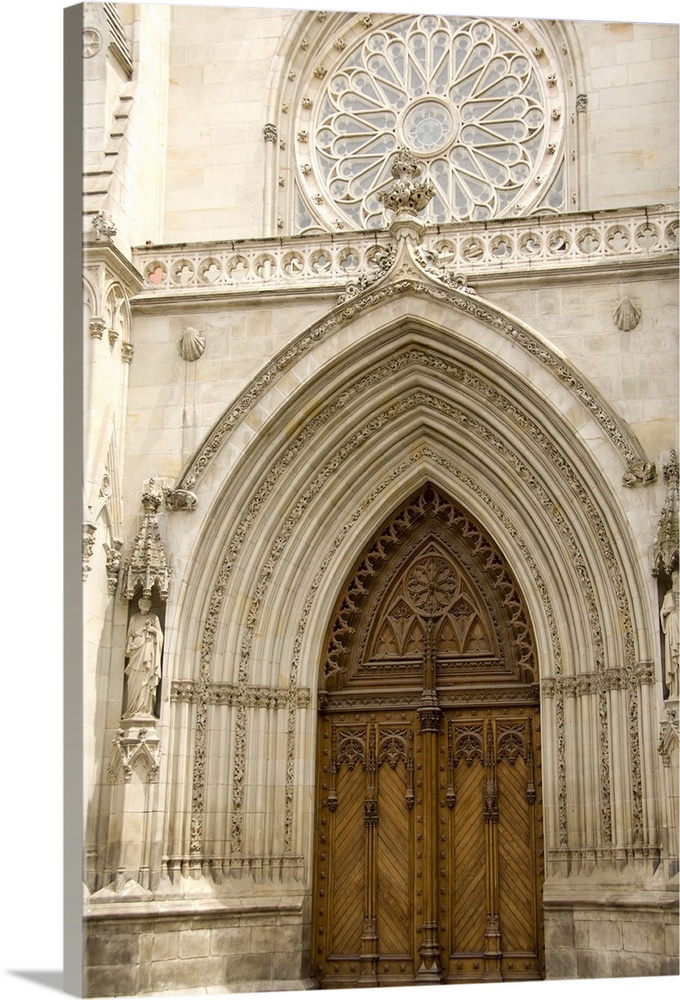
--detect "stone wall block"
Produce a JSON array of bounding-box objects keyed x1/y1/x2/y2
[
  {"x1": 223, "y1": 952, "x2": 273, "y2": 982},
  {"x1": 178, "y1": 926, "x2": 211, "y2": 958},
  {"x1": 85, "y1": 964, "x2": 138, "y2": 998},
  {"x1": 148, "y1": 956, "x2": 226, "y2": 992},
  {"x1": 149, "y1": 928, "x2": 180, "y2": 961},
  {"x1": 272, "y1": 948, "x2": 304, "y2": 980},
  {"x1": 211, "y1": 924, "x2": 253, "y2": 955},
  {"x1": 544, "y1": 913, "x2": 575, "y2": 950},
  {"x1": 587, "y1": 917, "x2": 623, "y2": 951},
  {"x1": 85, "y1": 930, "x2": 140, "y2": 967},
  {"x1": 545, "y1": 949, "x2": 577, "y2": 979},
  {"x1": 577, "y1": 950, "x2": 613, "y2": 978}
]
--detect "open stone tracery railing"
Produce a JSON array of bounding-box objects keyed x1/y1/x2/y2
[{"x1": 132, "y1": 206, "x2": 678, "y2": 298}]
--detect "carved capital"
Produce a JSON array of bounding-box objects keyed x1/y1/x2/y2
[
  {"x1": 658, "y1": 714, "x2": 679, "y2": 767},
  {"x1": 576, "y1": 93, "x2": 588, "y2": 114},
  {"x1": 121, "y1": 342, "x2": 134, "y2": 364},
  {"x1": 263, "y1": 123, "x2": 277, "y2": 143},
  {"x1": 89, "y1": 316, "x2": 106, "y2": 339}
]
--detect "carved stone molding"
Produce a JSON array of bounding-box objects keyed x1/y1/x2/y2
[
  {"x1": 121, "y1": 480, "x2": 171, "y2": 601},
  {"x1": 133, "y1": 207, "x2": 679, "y2": 298},
  {"x1": 108, "y1": 726, "x2": 161, "y2": 784},
  {"x1": 83, "y1": 521, "x2": 97, "y2": 580},
  {"x1": 171, "y1": 681, "x2": 310, "y2": 708},
  {"x1": 172, "y1": 274, "x2": 653, "y2": 494},
  {"x1": 652, "y1": 449, "x2": 679, "y2": 577}
]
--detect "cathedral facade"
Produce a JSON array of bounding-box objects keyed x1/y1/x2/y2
[{"x1": 79, "y1": 4, "x2": 679, "y2": 995}]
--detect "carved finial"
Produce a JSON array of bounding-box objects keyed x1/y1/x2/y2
[
  {"x1": 378, "y1": 149, "x2": 435, "y2": 219},
  {"x1": 121, "y1": 481, "x2": 170, "y2": 600}
]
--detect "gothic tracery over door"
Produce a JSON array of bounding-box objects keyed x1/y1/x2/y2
[{"x1": 312, "y1": 484, "x2": 544, "y2": 987}]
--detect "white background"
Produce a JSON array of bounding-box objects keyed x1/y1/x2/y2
[{"x1": 2, "y1": 1, "x2": 677, "y2": 997}]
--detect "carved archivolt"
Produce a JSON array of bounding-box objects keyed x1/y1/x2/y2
[{"x1": 176, "y1": 280, "x2": 650, "y2": 493}]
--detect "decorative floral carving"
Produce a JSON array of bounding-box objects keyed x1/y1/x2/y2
[
  {"x1": 89, "y1": 316, "x2": 106, "y2": 339},
  {"x1": 121, "y1": 343, "x2": 134, "y2": 364},
  {"x1": 263, "y1": 123, "x2": 277, "y2": 142},
  {"x1": 83, "y1": 27, "x2": 102, "y2": 57},
  {"x1": 178, "y1": 327, "x2": 205, "y2": 362},
  {"x1": 576, "y1": 94, "x2": 588, "y2": 113}
]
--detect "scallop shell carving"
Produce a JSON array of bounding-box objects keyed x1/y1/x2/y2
[
  {"x1": 178, "y1": 327, "x2": 205, "y2": 361},
  {"x1": 613, "y1": 297, "x2": 641, "y2": 332}
]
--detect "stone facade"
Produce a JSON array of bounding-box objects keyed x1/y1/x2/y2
[{"x1": 78, "y1": 4, "x2": 679, "y2": 996}]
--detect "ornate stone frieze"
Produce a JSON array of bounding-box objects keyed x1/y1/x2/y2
[
  {"x1": 652, "y1": 450, "x2": 679, "y2": 577},
  {"x1": 170, "y1": 272, "x2": 654, "y2": 497},
  {"x1": 108, "y1": 726, "x2": 161, "y2": 784},
  {"x1": 133, "y1": 207, "x2": 679, "y2": 297},
  {"x1": 121, "y1": 480, "x2": 171, "y2": 601}
]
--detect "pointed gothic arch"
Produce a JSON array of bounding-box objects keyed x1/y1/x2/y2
[{"x1": 156, "y1": 277, "x2": 662, "y2": 900}]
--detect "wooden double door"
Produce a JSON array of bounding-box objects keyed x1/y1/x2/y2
[{"x1": 311, "y1": 485, "x2": 544, "y2": 987}]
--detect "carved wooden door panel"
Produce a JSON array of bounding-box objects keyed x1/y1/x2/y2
[{"x1": 311, "y1": 485, "x2": 544, "y2": 987}]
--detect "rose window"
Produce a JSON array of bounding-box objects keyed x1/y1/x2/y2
[
  {"x1": 297, "y1": 14, "x2": 565, "y2": 231},
  {"x1": 406, "y1": 557, "x2": 457, "y2": 617}
]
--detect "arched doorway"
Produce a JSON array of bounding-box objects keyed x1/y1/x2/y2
[{"x1": 311, "y1": 484, "x2": 544, "y2": 987}]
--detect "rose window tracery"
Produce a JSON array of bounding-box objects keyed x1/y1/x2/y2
[{"x1": 295, "y1": 14, "x2": 566, "y2": 231}]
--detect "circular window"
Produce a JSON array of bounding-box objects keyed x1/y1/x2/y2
[{"x1": 298, "y1": 14, "x2": 564, "y2": 230}]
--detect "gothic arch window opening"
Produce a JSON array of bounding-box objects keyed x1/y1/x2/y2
[{"x1": 283, "y1": 13, "x2": 569, "y2": 234}]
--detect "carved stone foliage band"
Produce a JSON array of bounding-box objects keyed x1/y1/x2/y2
[
  {"x1": 175, "y1": 287, "x2": 649, "y2": 495},
  {"x1": 133, "y1": 207, "x2": 677, "y2": 295},
  {"x1": 170, "y1": 681, "x2": 311, "y2": 708}
]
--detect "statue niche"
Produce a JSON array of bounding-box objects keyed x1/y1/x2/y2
[{"x1": 123, "y1": 593, "x2": 164, "y2": 720}]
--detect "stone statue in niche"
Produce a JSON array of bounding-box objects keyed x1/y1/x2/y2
[
  {"x1": 660, "y1": 571, "x2": 679, "y2": 699},
  {"x1": 123, "y1": 596, "x2": 163, "y2": 719}
]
